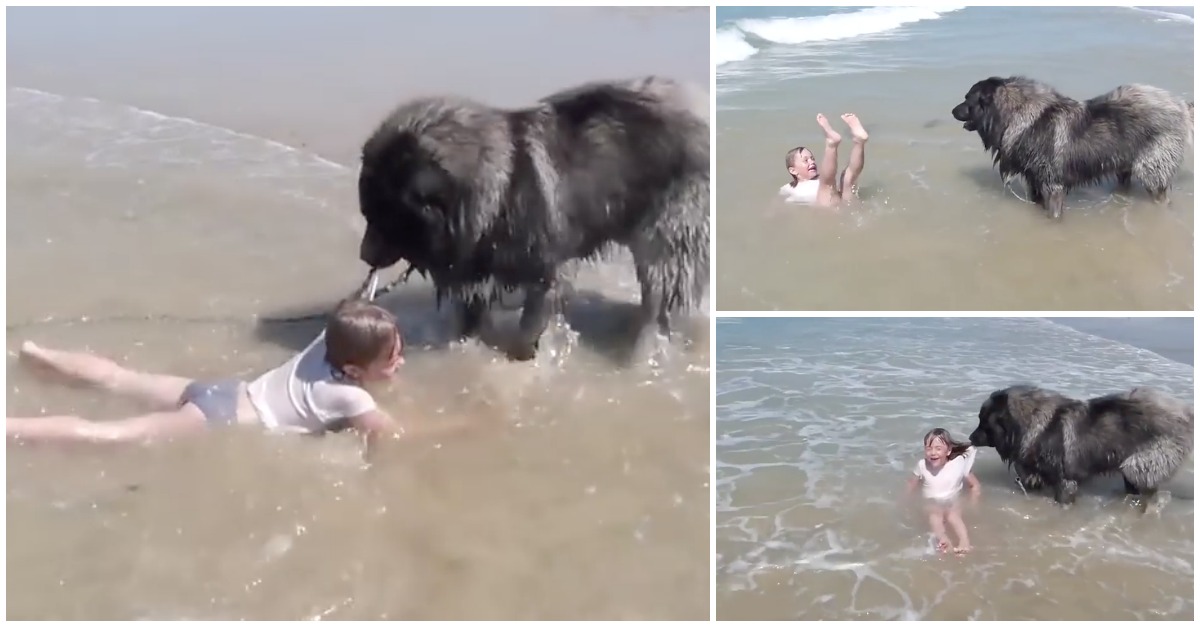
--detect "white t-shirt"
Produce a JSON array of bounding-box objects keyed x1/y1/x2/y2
[
  {"x1": 913, "y1": 446, "x2": 977, "y2": 501},
  {"x1": 780, "y1": 179, "x2": 819, "y2": 203},
  {"x1": 247, "y1": 331, "x2": 377, "y2": 434}
]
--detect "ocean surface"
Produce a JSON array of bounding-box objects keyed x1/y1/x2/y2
[
  {"x1": 715, "y1": 317, "x2": 1194, "y2": 620},
  {"x1": 5, "y1": 7, "x2": 711, "y2": 620},
  {"x1": 715, "y1": 6, "x2": 1195, "y2": 311}
]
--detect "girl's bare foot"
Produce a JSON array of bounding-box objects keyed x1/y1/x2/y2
[
  {"x1": 954, "y1": 544, "x2": 972, "y2": 555},
  {"x1": 19, "y1": 341, "x2": 55, "y2": 373},
  {"x1": 816, "y1": 113, "x2": 841, "y2": 147},
  {"x1": 935, "y1": 537, "x2": 951, "y2": 553},
  {"x1": 842, "y1": 113, "x2": 869, "y2": 143},
  {"x1": 18, "y1": 340, "x2": 72, "y2": 383}
]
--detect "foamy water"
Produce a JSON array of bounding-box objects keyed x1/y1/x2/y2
[
  {"x1": 715, "y1": 6, "x2": 1194, "y2": 310},
  {"x1": 5, "y1": 8, "x2": 711, "y2": 617},
  {"x1": 715, "y1": 318, "x2": 1194, "y2": 620},
  {"x1": 716, "y1": 6, "x2": 964, "y2": 69}
]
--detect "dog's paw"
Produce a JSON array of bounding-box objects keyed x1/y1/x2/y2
[{"x1": 506, "y1": 340, "x2": 539, "y2": 362}]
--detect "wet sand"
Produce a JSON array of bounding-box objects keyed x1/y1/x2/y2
[{"x1": 6, "y1": 7, "x2": 711, "y2": 620}]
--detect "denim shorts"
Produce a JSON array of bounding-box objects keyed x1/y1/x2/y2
[{"x1": 178, "y1": 379, "x2": 244, "y2": 427}]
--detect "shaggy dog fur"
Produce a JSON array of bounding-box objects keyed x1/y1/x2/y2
[
  {"x1": 356, "y1": 76, "x2": 709, "y2": 360},
  {"x1": 951, "y1": 76, "x2": 1194, "y2": 220},
  {"x1": 969, "y1": 385, "x2": 1194, "y2": 505}
]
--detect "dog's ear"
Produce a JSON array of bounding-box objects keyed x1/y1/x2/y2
[
  {"x1": 987, "y1": 393, "x2": 1025, "y2": 456},
  {"x1": 409, "y1": 163, "x2": 451, "y2": 208},
  {"x1": 407, "y1": 161, "x2": 481, "y2": 265}
]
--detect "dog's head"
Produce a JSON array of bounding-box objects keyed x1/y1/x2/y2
[
  {"x1": 969, "y1": 385, "x2": 1033, "y2": 461},
  {"x1": 951, "y1": 77, "x2": 1009, "y2": 133},
  {"x1": 356, "y1": 127, "x2": 469, "y2": 273}
]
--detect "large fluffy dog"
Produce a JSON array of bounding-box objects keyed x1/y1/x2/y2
[
  {"x1": 969, "y1": 385, "x2": 1194, "y2": 505},
  {"x1": 356, "y1": 76, "x2": 709, "y2": 360},
  {"x1": 951, "y1": 76, "x2": 1194, "y2": 220}
]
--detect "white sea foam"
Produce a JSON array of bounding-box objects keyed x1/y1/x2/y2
[
  {"x1": 714, "y1": 28, "x2": 760, "y2": 66},
  {"x1": 8, "y1": 86, "x2": 362, "y2": 232},
  {"x1": 715, "y1": 6, "x2": 964, "y2": 68},
  {"x1": 1121, "y1": 5, "x2": 1194, "y2": 23}
]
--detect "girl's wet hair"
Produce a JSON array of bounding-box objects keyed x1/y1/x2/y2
[
  {"x1": 785, "y1": 146, "x2": 809, "y2": 171},
  {"x1": 923, "y1": 428, "x2": 972, "y2": 459},
  {"x1": 325, "y1": 298, "x2": 399, "y2": 370}
]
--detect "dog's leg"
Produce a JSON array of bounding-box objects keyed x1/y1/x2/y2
[
  {"x1": 1015, "y1": 469, "x2": 1042, "y2": 493},
  {"x1": 1116, "y1": 170, "x2": 1133, "y2": 193},
  {"x1": 1123, "y1": 478, "x2": 1159, "y2": 513},
  {"x1": 1053, "y1": 479, "x2": 1079, "y2": 505},
  {"x1": 454, "y1": 296, "x2": 488, "y2": 341},
  {"x1": 510, "y1": 282, "x2": 557, "y2": 362},
  {"x1": 1043, "y1": 184, "x2": 1066, "y2": 221},
  {"x1": 636, "y1": 267, "x2": 671, "y2": 340},
  {"x1": 1147, "y1": 185, "x2": 1170, "y2": 204},
  {"x1": 1133, "y1": 139, "x2": 1183, "y2": 205},
  {"x1": 1026, "y1": 177, "x2": 1044, "y2": 205},
  {"x1": 651, "y1": 285, "x2": 671, "y2": 339}
]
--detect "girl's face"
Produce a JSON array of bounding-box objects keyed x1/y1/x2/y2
[
  {"x1": 347, "y1": 329, "x2": 405, "y2": 383},
  {"x1": 924, "y1": 436, "x2": 950, "y2": 464},
  {"x1": 791, "y1": 149, "x2": 818, "y2": 180}
]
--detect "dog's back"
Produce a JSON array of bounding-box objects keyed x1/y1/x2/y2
[
  {"x1": 1080, "y1": 387, "x2": 1194, "y2": 477},
  {"x1": 530, "y1": 78, "x2": 710, "y2": 315},
  {"x1": 1123, "y1": 386, "x2": 1195, "y2": 444},
  {"x1": 1086, "y1": 84, "x2": 1193, "y2": 140}
]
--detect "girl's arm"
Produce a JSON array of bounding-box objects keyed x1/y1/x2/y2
[
  {"x1": 348, "y1": 406, "x2": 496, "y2": 461},
  {"x1": 965, "y1": 472, "x2": 982, "y2": 496},
  {"x1": 906, "y1": 475, "x2": 921, "y2": 495},
  {"x1": 347, "y1": 408, "x2": 405, "y2": 462}
]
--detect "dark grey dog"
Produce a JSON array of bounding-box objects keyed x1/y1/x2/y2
[
  {"x1": 951, "y1": 76, "x2": 1194, "y2": 220},
  {"x1": 969, "y1": 385, "x2": 1194, "y2": 505},
  {"x1": 356, "y1": 76, "x2": 710, "y2": 360}
]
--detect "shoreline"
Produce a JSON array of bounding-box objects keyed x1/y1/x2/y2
[{"x1": 1047, "y1": 318, "x2": 1194, "y2": 366}]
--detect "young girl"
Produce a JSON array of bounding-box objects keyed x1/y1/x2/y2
[
  {"x1": 906, "y1": 428, "x2": 981, "y2": 554},
  {"x1": 7, "y1": 298, "x2": 477, "y2": 458},
  {"x1": 780, "y1": 112, "x2": 870, "y2": 206}
]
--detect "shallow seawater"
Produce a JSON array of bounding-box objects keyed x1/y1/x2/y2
[
  {"x1": 6, "y1": 8, "x2": 712, "y2": 614},
  {"x1": 716, "y1": 6, "x2": 1194, "y2": 310},
  {"x1": 715, "y1": 318, "x2": 1194, "y2": 620}
]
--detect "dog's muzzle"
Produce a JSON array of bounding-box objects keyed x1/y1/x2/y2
[
  {"x1": 359, "y1": 227, "x2": 405, "y2": 270},
  {"x1": 951, "y1": 104, "x2": 975, "y2": 131}
]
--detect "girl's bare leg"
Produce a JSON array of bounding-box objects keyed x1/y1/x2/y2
[
  {"x1": 947, "y1": 502, "x2": 972, "y2": 554},
  {"x1": 926, "y1": 505, "x2": 952, "y2": 553},
  {"x1": 839, "y1": 113, "x2": 869, "y2": 196},
  {"x1": 19, "y1": 341, "x2": 190, "y2": 410},
  {"x1": 7, "y1": 405, "x2": 208, "y2": 445},
  {"x1": 815, "y1": 113, "x2": 842, "y2": 206}
]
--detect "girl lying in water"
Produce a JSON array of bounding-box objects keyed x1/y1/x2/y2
[
  {"x1": 780, "y1": 113, "x2": 870, "y2": 206},
  {"x1": 7, "y1": 298, "x2": 485, "y2": 459},
  {"x1": 906, "y1": 428, "x2": 981, "y2": 555}
]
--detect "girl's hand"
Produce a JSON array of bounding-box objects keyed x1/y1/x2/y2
[{"x1": 904, "y1": 475, "x2": 920, "y2": 498}]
